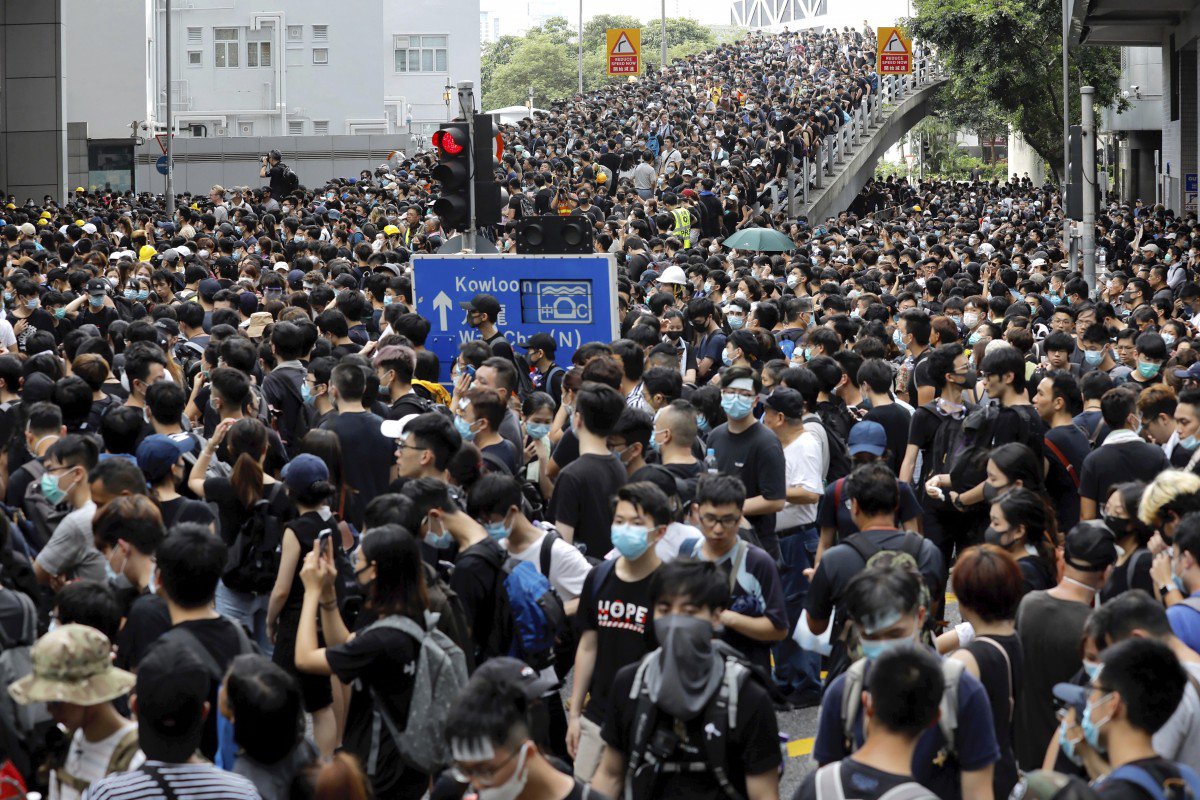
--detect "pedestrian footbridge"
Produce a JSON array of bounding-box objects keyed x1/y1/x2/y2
[{"x1": 782, "y1": 61, "x2": 947, "y2": 223}]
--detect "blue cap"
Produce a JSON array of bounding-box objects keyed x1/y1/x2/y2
[
  {"x1": 136, "y1": 434, "x2": 193, "y2": 482},
  {"x1": 847, "y1": 420, "x2": 887, "y2": 456},
  {"x1": 281, "y1": 453, "x2": 329, "y2": 490}
]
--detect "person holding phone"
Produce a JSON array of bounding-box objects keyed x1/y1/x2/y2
[{"x1": 266, "y1": 453, "x2": 343, "y2": 760}]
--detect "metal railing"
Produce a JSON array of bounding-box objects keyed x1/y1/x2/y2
[{"x1": 783, "y1": 56, "x2": 941, "y2": 217}]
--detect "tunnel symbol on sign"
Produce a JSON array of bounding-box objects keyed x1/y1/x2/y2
[{"x1": 534, "y1": 280, "x2": 592, "y2": 325}]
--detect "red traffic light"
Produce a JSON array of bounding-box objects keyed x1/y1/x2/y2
[{"x1": 432, "y1": 129, "x2": 464, "y2": 156}]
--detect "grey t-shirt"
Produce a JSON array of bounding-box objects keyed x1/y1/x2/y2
[
  {"x1": 1153, "y1": 661, "x2": 1200, "y2": 771},
  {"x1": 234, "y1": 738, "x2": 318, "y2": 800},
  {"x1": 36, "y1": 500, "x2": 106, "y2": 582}
]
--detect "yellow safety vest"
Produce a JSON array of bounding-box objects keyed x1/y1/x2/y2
[{"x1": 671, "y1": 207, "x2": 692, "y2": 247}]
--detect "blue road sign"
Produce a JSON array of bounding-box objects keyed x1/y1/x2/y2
[
  {"x1": 412, "y1": 253, "x2": 619, "y2": 383},
  {"x1": 1188, "y1": 173, "x2": 1197, "y2": 193},
  {"x1": 156, "y1": 155, "x2": 169, "y2": 176}
]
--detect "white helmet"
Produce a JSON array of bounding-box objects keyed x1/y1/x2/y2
[{"x1": 657, "y1": 265, "x2": 688, "y2": 285}]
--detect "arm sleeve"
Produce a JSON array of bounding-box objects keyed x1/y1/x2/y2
[
  {"x1": 35, "y1": 517, "x2": 82, "y2": 576},
  {"x1": 804, "y1": 555, "x2": 836, "y2": 621},
  {"x1": 812, "y1": 678, "x2": 849, "y2": 765},
  {"x1": 756, "y1": 436, "x2": 787, "y2": 501},
  {"x1": 550, "y1": 470, "x2": 582, "y2": 529},
  {"x1": 550, "y1": 539, "x2": 593, "y2": 601}
]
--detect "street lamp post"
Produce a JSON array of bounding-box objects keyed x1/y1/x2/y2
[
  {"x1": 443, "y1": 79, "x2": 453, "y2": 121},
  {"x1": 661, "y1": 0, "x2": 667, "y2": 74},
  {"x1": 164, "y1": 0, "x2": 174, "y2": 216}
]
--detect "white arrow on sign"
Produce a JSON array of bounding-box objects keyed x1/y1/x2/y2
[{"x1": 432, "y1": 291, "x2": 453, "y2": 331}]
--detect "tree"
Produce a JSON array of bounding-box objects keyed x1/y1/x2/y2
[
  {"x1": 910, "y1": 0, "x2": 1123, "y2": 183},
  {"x1": 481, "y1": 35, "x2": 523, "y2": 101},
  {"x1": 484, "y1": 35, "x2": 577, "y2": 110}
]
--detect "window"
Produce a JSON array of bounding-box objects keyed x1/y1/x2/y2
[
  {"x1": 312, "y1": 25, "x2": 328, "y2": 41},
  {"x1": 312, "y1": 47, "x2": 328, "y2": 64},
  {"x1": 393, "y1": 34, "x2": 448, "y2": 73},
  {"x1": 214, "y1": 27, "x2": 239, "y2": 68},
  {"x1": 247, "y1": 41, "x2": 271, "y2": 67},
  {"x1": 188, "y1": 50, "x2": 201, "y2": 66},
  {"x1": 288, "y1": 120, "x2": 304, "y2": 135},
  {"x1": 313, "y1": 120, "x2": 329, "y2": 136},
  {"x1": 187, "y1": 27, "x2": 201, "y2": 45},
  {"x1": 287, "y1": 24, "x2": 302, "y2": 41}
]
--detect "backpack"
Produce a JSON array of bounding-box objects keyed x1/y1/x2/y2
[
  {"x1": 838, "y1": 532, "x2": 937, "y2": 658},
  {"x1": 280, "y1": 164, "x2": 300, "y2": 194},
  {"x1": 166, "y1": 622, "x2": 257, "y2": 771},
  {"x1": 946, "y1": 402, "x2": 1028, "y2": 492},
  {"x1": 222, "y1": 483, "x2": 285, "y2": 595},
  {"x1": 806, "y1": 413, "x2": 851, "y2": 483},
  {"x1": 774, "y1": 328, "x2": 805, "y2": 361},
  {"x1": 1104, "y1": 762, "x2": 1200, "y2": 800},
  {"x1": 916, "y1": 402, "x2": 968, "y2": 487},
  {"x1": 475, "y1": 540, "x2": 567, "y2": 670},
  {"x1": 422, "y1": 562, "x2": 476, "y2": 673},
  {"x1": 52, "y1": 726, "x2": 140, "y2": 794},
  {"x1": 510, "y1": 351, "x2": 538, "y2": 399},
  {"x1": 814, "y1": 763, "x2": 936, "y2": 800},
  {"x1": 0, "y1": 591, "x2": 47, "y2": 742},
  {"x1": 645, "y1": 463, "x2": 700, "y2": 515},
  {"x1": 20, "y1": 461, "x2": 70, "y2": 553},
  {"x1": 362, "y1": 611, "x2": 469, "y2": 776},
  {"x1": 839, "y1": 657, "x2": 965, "y2": 769},
  {"x1": 623, "y1": 649, "x2": 759, "y2": 800}
]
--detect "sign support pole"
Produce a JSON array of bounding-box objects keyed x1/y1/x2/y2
[
  {"x1": 1081, "y1": 85, "x2": 1096, "y2": 292},
  {"x1": 459, "y1": 81, "x2": 475, "y2": 254},
  {"x1": 164, "y1": 0, "x2": 175, "y2": 216}
]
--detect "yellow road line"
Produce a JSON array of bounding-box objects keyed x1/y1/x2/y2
[
  {"x1": 946, "y1": 592, "x2": 957, "y2": 604},
  {"x1": 788, "y1": 737, "x2": 814, "y2": 758}
]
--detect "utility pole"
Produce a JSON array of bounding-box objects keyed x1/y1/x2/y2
[
  {"x1": 1061, "y1": 0, "x2": 1070, "y2": 206},
  {"x1": 164, "y1": 0, "x2": 175, "y2": 216},
  {"x1": 459, "y1": 81, "x2": 476, "y2": 254},
  {"x1": 577, "y1": 0, "x2": 583, "y2": 94},
  {"x1": 1081, "y1": 85, "x2": 1096, "y2": 291},
  {"x1": 661, "y1": 0, "x2": 667, "y2": 74}
]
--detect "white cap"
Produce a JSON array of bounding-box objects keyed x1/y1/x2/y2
[{"x1": 380, "y1": 414, "x2": 421, "y2": 439}]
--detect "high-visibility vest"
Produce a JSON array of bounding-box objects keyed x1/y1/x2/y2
[{"x1": 671, "y1": 207, "x2": 691, "y2": 247}]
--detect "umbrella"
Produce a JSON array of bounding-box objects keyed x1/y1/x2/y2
[{"x1": 722, "y1": 227, "x2": 796, "y2": 252}]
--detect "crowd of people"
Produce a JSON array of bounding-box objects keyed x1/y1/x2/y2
[{"x1": 0, "y1": 20, "x2": 1198, "y2": 800}]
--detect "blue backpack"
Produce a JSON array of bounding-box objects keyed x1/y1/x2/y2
[
  {"x1": 1105, "y1": 763, "x2": 1200, "y2": 800},
  {"x1": 475, "y1": 540, "x2": 567, "y2": 670}
]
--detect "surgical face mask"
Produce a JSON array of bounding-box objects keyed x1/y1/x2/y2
[
  {"x1": 124, "y1": 289, "x2": 138, "y2": 300},
  {"x1": 963, "y1": 311, "x2": 980, "y2": 328},
  {"x1": 1082, "y1": 660, "x2": 1102, "y2": 682},
  {"x1": 1182, "y1": 434, "x2": 1200, "y2": 450},
  {"x1": 1058, "y1": 720, "x2": 1083, "y2": 765},
  {"x1": 383, "y1": 295, "x2": 394, "y2": 306},
  {"x1": 786, "y1": 275, "x2": 800, "y2": 289},
  {"x1": 54, "y1": 307, "x2": 67, "y2": 319},
  {"x1": 1137, "y1": 360, "x2": 1161, "y2": 379},
  {"x1": 722, "y1": 349, "x2": 735, "y2": 367},
  {"x1": 25, "y1": 298, "x2": 39, "y2": 310},
  {"x1": 454, "y1": 415, "x2": 477, "y2": 442},
  {"x1": 301, "y1": 383, "x2": 316, "y2": 406},
  {"x1": 2, "y1": 292, "x2": 11, "y2": 303},
  {"x1": 1163, "y1": 333, "x2": 1176, "y2": 347},
  {"x1": 721, "y1": 392, "x2": 753, "y2": 420},
  {"x1": 703, "y1": 281, "x2": 714, "y2": 293},
  {"x1": 474, "y1": 741, "x2": 532, "y2": 800},
  {"x1": 1081, "y1": 693, "x2": 1113, "y2": 751},
  {"x1": 860, "y1": 627, "x2": 916, "y2": 660},
  {"x1": 526, "y1": 422, "x2": 551, "y2": 440},
  {"x1": 968, "y1": 331, "x2": 983, "y2": 346},
  {"x1": 88, "y1": 295, "x2": 104, "y2": 308},
  {"x1": 483, "y1": 518, "x2": 511, "y2": 541},
  {"x1": 735, "y1": 290, "x2": 748, "y2": 301},
  {"x1": 40, "y1": 469, "x2": 72, "y2": 506},
  {"x1": 892, "y1": 328, "x2": 905, "y2": 348},
  {"x1": 1083, "y1": 349, "x2": 1105, "y2": 366},
  {"x1": 696, "y1": 414, "x2": 709, "y2": 433},
  {"x1": 424, "y1": 516, "x2": 453, "y2": 550},
  {"x1": 727, "y1": 315, "x2": 744, "y2": 330},
  {"x1": 611, "y1": 523, "x2": 652, "y2": 559}
]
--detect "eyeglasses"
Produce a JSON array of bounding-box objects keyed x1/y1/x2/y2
[
  {"x1": 450, "y1": 745, "x2": 521, "y2": 783},
  {"x1": 722, "y1": 389, "x2": 755, "y2": 399},
  {"x1": 699, "y1": 513, "x2": 740, "y2": 529}
]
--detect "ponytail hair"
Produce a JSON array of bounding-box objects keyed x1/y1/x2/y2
[{"x1": 228, "y1": 417, "x2": 268, "y2": 509}]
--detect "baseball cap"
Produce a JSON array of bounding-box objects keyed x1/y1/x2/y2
[
  {"x1": 238, "y1": 292, "x2": 259, "y2": 317},
  {"x1": 85, "y1": 277, "x2": 107, "y2": 296},
  {"x1": 136, "y1": 434, "x2": 193, "y2": 483},
  {"x1": 1140, "y1": 243, "x2": 1160, "y2": 254},
  {"x1": 1063, "y1": 520, "x2": 1118, "y2": 571},
  {"x1": 1051, "y1": 681, "x2": 1091, "y2": 714},
  {"x1": 763, "y1": 387, "x2": 805, "y2": 419},
  {"x1": 1174, "y1": 363, "x2": 1200, "y2": 381},
  {"x1": 380, "y1": 413, "x2": 421, "y2": 440},
  {"x1": 459, "y1": 293, "x2": 501, "y2": 317},
  {"x1": 281, "y1": 453, "x2": 330, "y2": 490},
  {"x1": 470, "y1": 656, "x2": 559, "y2": 699},
  {"x1": 155, "y1": 318, "x2": 180, "y2": 339},
  {"x1": 847, "y1": 420, "x2": 887, "y2": 456},
  {"x1": 134, "y1": 639, "x2": 211, "y2": 763},
  {"x1": 8, "y1": 624, "x2": 135, "y2": 707},
  {"x1": 517, "y1": 333, "x2": 556, "y2": 354},
  {"x1": 198, "y1": 278, "x2": 222, "y2": 301}
]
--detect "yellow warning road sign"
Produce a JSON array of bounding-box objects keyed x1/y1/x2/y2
[
  {"x1": 607, "y1": 28, "x2": 641, "y2": 76},
  {"x1": 877, "y1": 27, "x2": 912, "y2": 75}
]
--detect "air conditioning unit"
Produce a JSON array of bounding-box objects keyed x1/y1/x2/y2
[
  {"x1": 189, "y1": 124, "x2": 206, "y2": 137},
  {"x1": 215, "y1": 126, "x2": 228, "y2": 137},
  {"x1": 239, "y1": 123, "x2": 253, "y2": 135}
]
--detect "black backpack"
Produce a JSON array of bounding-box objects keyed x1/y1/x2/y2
[
  {"x1": 946, "y1": 402, "x2": 1028, "y2": 492},
  {"x1": 222, "y1": 484, "x2": 285, "y2": 595},
  {"x1": 510, "y1": 351, "x2": 538, "y2": 399},
  {"x1": 916, "y1": 401, "x2": 970, "y2": 487},
  {"x1": 805, "y1": 413, "x2": 852, "y2": 483},
  {"x1": 280, "y1": 164, "x2": 300, "y2": 193}
]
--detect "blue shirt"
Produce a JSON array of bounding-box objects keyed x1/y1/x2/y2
[
  {"x1": 814, "y1": 657, "x2": 1000, "y2": 800},
  {"x1": 1168, "y1": 593, "x2": 1200, "y2": 653}
]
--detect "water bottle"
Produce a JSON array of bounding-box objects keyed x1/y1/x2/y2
[{"x1": 704, "y1": 448, "x2": 720, "y2": 475}]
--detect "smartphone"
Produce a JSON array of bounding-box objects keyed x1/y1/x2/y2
[{"x1": 318, "y1": 530, "x2": 333, "y2": 554}]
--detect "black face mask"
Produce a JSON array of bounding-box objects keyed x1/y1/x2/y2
[{"x1": 664, "y1": 330, "x2": 683, "y2": 342}]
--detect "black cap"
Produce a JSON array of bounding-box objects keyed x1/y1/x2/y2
[
  {"x1": 763, "y1": 387, "x2": 805, "y2": 419},
  {"x1": 459, "y1": 293, "x2": 501, "y2": 318},
  {"x1": 85, "y1": 277, "x2": 107, "y2": 296},
  {"x1": 134, "y1": 640, "x2": 210, "y2": 762},
  {"x1": 1064, "y1": 520, "x2": 1118, "y2": 571},
  {"x1": 198, "y1": 278, "x2": 221, "y2": 301},
  {"x1": 517, "y1": 333, "x2": 556, "y2": 354},
  {"x1": 470, "y1": 656, "x2": 558, "y2": 699}
]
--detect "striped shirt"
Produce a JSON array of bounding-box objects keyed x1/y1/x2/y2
[{"x1": 82, "y1": 762, "x2": 261, "y2": 800}]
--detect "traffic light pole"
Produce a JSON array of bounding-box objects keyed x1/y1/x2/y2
[
  {"x1": 459, "y1": 81, "x2": 476, "y2": 254},
  {"x1": 1081, "y1": 85, "x2": 1096, "y2": 291}
]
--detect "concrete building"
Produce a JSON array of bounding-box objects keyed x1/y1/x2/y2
[
  {"x1": 1075, "y1": 0, "x2": 1200, "y2": 212},
  {"x1": 46, "y1": 0, "x2": 479, "y2": 193}
]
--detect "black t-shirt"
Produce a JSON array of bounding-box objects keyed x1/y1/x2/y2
[
  {"x1": 601, "y1": 660, "x2": 781, "y2": 800},
  {"x1": 431, "y1": 771, "x2": 604, "y2": 800},
  {"x1": 159, "y1": 496, "x2": 217, "y2": 529},
  {"x1": 75, "y1": 305, "x2": 120, "y2": 337},
  {"x1": 320, "y1": 411, "x2": 395, "y2": 527},
  {"x1": 1044, "y1": 424, "x2": 1090, "y2": 533},
  {"x1": 705, "y1": 421, "x2": 787, "y2": 545},
  {"x1": 993, "y1": 404, "x2": 1046, "y2": 458},
  {"x1": 203, "y1": 479, "x2": 295, "y2": 547},
  {"x1": 115, "y1": 592, "x2": 171, "y2": 671},
  {"x1": 1100, "y1": 548, "x2": 1155, "y2": 603},
  {"x1": 1096, "y1": 758, "x2": 1195, "y2": 799},
  {"x1": 863, "y1": 402, "x2": 911, "y2": 476},
  {"x1": 578, "y1": 563, "x2": 657, "y2": 724},
  {"x1": 385, "y1": 393, "x2": 431, "y2": 421},
  {"x1": 548, "y1": 453, "x2": 627, "y2": 558},
  {"x1": 906, "y1": 348, "x2": 933, "y2": 406},
  {"x1": 8, "y1": 309, "x2": 55, "y2": 351},
  {"x1": 794, "y1": 759, "x2": 918, "y2": 800},
  {"x1": 1018, "y1": 555, "x2": 1056, "y2": 595},
  {"x1": 1080, "y1": 440, "x2": 1171, "y2": 503},
  {"x1": 450, "y1": 539, "x2": 505, "y2": 664},
  {"x1": 326, "y1": 620, "x2": 425, "y2": 799}
]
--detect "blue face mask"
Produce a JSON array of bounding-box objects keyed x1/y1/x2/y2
[
  {"x1": 728, "y1": 316, "x2": 744, "y2": 330},
  {"x1": 892, "y1": 328, "x2": 905, "y2": 348},
  {"x1": 1083, "y1": 349, "x2": 1105, "y2": 366},
  {"x1": 1163, "y1": 333, "x2": 1176, "y2": 347},
  {"x1": 301, "y1": 383, "x2": 316, "y2": 406},
  {"x1": 721, "y1": 392, "x2": 753, "y2": 420},
  {"x1": 1138, "y1": 360, "x2": 1161, "y2": 378},
  {"x1": 1047, "y1": 294, "x2": 1062, "y2": 307},
  {"x1": 611, "y1": 523, "x2": 651, "y2": 559},
  {"x1": 124, "y1": 289, "x2": 138, "y2": 300},
  {"x1": 1183, "y1": 435, "x2": 1199, "y2": 450},
  {"x1": 648, "y1": 431, "x2": 662, "y2": 453},
  {"x1": 803, "y1": 346, "x2": 813, "y2": 361},
  {"x1": 40, "y1": 470, "x2": 68, "y2": 506},
  {"x1": 137, "y1": 289, "x2": 150, "y2": 301},
  {"x1": 26, "y1": 299, "x2": 39, "y2": 310},
  {"x1": 859, "y1": 634, "x2": 911, "y2": 661},
  {"x1": 722, "y1": 350, "x2": 734, "y2": 367},
  {"x1": 454, "y1": 415, "x2": 476, "y2": 442},
  {"x1": 697, "y1": 414, "x2": 709, "y2": 433},
  {"x1": 423, "y1": 515, "x2": 452, "y2": 549},
  {"x1": 1058, "y1": 720, "x2": 1083, "y2": 765},
  {"x1": 526, "y1": 422, "x2": 551, "y2": 440},
  {"x1": 1082, "y1": 660, "x2": 1102, "y2": 682},
  {"x1": 968, "y1": 331, "x2": 982, "y2": 346},
  {"x1": 1081, "y1": 693, "x2": 1112, "y2": 750},
  {"x1": 54, "y1": 307, "x2": 67, "y2": 319},
  {"x1": 88, "y1": 296, "x2": 103, "y2": 308},
  {"x1": 483, "y1": 520, "x2": 511, "y2": 541},
  {"x1": 383, "y1": 295, "x2": 394, "y2": 306},
  {"x1": 2, "y1": 292, "x2": 11, "y2": 303}
]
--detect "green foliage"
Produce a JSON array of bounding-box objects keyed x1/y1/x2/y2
[
  {"x1": 875, "y1": 159, "x2": 909, "y2": 179},
  {"x1": 481, "y1": 16, "x2": 721, "y2": 111},
  {"x1": 909, "y1": 0, "x2": 1123, "y2": 183}
]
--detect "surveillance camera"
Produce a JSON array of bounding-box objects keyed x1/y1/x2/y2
[{"x1": 1122, "y1": 90, "x2": 1130, "y2": 99}]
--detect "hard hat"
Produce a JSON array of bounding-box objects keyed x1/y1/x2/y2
[{"x1": 657, "y1": 265, "x2": 688, "y2": 285}]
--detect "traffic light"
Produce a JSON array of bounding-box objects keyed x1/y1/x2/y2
[
  {"x1": 431, "y1": 116, "x2": 502, "y2": 232},
  {"x1": 432, "y1": 122, "x2": 471, "y2": 229},
  {"x1": 515, "y1": 215, "x2": 593, "y2": 254}
]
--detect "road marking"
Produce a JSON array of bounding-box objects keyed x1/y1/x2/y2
[
  {"x1": 946, "y1": 592, "x2": 957, "y2": 604},
  {"x1": 788, "y1": 737, "x2": 814, "y2": 758}
]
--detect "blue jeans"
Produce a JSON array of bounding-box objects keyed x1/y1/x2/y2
[
  {"x1": 215, "y1": 581, "x2": 273, "y2": 657},
  {"x1": 772, "y1": 526, "x2": 822, "y2": 698}
]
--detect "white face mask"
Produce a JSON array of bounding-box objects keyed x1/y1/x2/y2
[{"x1": 475, "y1": 742, "x2": 531, "y2": 800}]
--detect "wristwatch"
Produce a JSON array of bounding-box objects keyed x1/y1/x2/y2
[
  {"x1": 1159, "y1": 584, "x2": 1174, "y2": 598},
  {"x1": 950, "y1": 492, "x2": 966, "y2": 511}
]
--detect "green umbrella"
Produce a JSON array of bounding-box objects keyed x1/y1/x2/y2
[{"x1": 722, "y1": 227, "x2": 796, "y2": 252}]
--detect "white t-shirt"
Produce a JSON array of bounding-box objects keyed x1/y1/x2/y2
[
  {"x1": 777, "y1": 430, "x2": 825, "y2": 530},
  {"x1": 0, "y1": 319, "x2": 16, "y2": 351},
  {"x1": 504, "y1": 528, "x2": 593, "y2": 601},
  {"x1": 53, "y1": 721, "x2": 144, "y2": 800}
]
